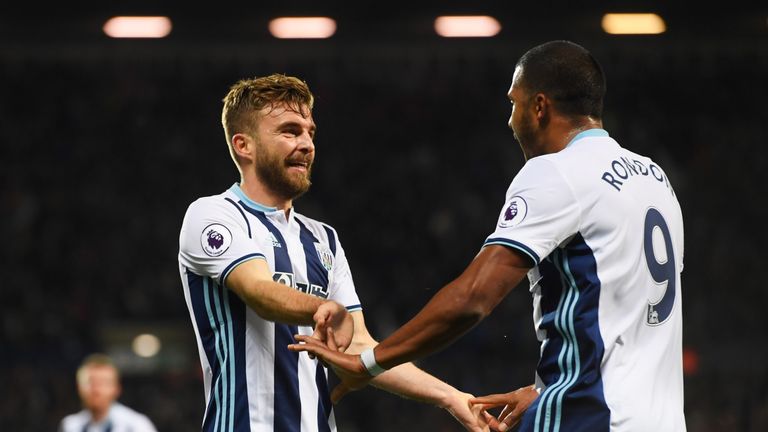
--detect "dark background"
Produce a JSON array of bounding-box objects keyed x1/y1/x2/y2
[{"x1": 1, "y1": 1, "x2": 767, "y2": 431}]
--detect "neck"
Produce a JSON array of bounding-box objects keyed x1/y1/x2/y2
[
  {"x1": 535, "y1": 116, "x2": 603, "y2": 157},
  {"x1": 90, "y1": 406, "x2": 110, "y2": 423},
  {"x1": 239, "y1": 176, "x2": 292, "y2": 212}
]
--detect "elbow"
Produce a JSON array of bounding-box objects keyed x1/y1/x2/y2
[{"x1": 450, "y1": 283, "x2": 493, "y2": 327}]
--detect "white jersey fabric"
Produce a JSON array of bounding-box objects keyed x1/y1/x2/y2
[
  {"x1": 59, "y1": 402, "x2": 157, "y2": 432},
  {"x1": 485, "y1": 129, "x2": 685, "y2": 432},
  {"x1": 178, "y1": 184, "x2": 362, "y2": 432}
]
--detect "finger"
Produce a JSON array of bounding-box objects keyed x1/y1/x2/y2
[
  {"x1": 288, "y1": 343, "x2": 320, "y2": 357},
  {"x1": 293, "y1": 334, "x2": 330, "y2": 346},
  {"x1": 313, "y1": 306, "x2": 330, "y2": 325},
  {"x1": 482, "y1": 412, "x2": 502, "y2": 431},
  {"x1": 482, "y1": 410, "x2": 497, "y2": 424},
  {"x1": 497, "y1": 406, "x2": 526, "y2": 432},
  {"x1": 469, "y1": 394, "x2": 509, "y2": 408},
  {"x1": 289, "y1": 336, "x2": 331, "y2": 354},
  {"x1": 308, "y1": 328, "x2": 324, "y2": 359},
  {"x1": 326, "y1": 326, "x2": 347, "y2": 353},
  {"x1": 498, "y1": 405, "x2": 512, "y2": 424},
  {"x1": 313, "y1": 309, "x2": 329, "y2": 336},
  {"x1": 504, "y1": 407, "x2": 525, "y2": 429},
  {"x1": 496, "y1": 421, "x2": 509, "y2": 432},
  {"x1": 326, "y1": 327, "x2": 339, "y2": 352}
]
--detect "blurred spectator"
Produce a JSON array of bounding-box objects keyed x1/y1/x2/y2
[{"x1": 58, "y1": 354, "x2": 157, "y2": 432}]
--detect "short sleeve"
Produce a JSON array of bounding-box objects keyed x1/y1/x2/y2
[
  {"x1": 484, "y1": 157, "x2": 580, "y2": 266},
  {"x1": 326, "y1": 228, "x2": 362, "y2": 312},
  {"x1": 179, "y1": 197, "x2": 266, "y2": 285}
]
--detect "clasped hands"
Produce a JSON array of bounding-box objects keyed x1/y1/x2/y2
[
  {"x1": 293, "y1": 306, "x2": 538, "y2": 431},
  {"x1": 309, "y1": 300, "x2": 355, "y2": 353}
]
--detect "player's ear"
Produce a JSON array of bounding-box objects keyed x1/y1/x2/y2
[
  {"x1": 232, "y1": 133, "x2": 255, "y2": 162},
  {"x1": 533, "y1": 93, "x2": 548, "y2": 121}
]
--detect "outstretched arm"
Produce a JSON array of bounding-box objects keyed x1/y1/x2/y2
[
  {"x1": 289, "y1": 245, "x2": 531, "y2": 378},
  {"x1": 368, "y1": 245, "x2": 531, "y2": 369},
  {"x1": 331, "y1": 311, "x2": 488, "y2": 431}
]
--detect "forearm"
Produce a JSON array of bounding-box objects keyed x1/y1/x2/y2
[
  {"x1": 237, "y1": 279, "x2": 325, "y2": 325},
  {"x1": 371, "y1": 362, "x2": 458, "y2": 407},
  {"x1": 346, "y1": 336, "x2": 458, "y2": 407},
  {"x1": 374, "y1": 281, "x2": 485, "y2": 369},
  {"x1": 374, "y1": 246, "x2": 530, "y2": 370}
]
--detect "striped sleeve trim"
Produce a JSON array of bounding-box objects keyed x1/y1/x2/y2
[
  {"x1": 219, "y1": 253, "x2": 267, "y2": 286},
  {"x1": 345, "y1": 304, "x2": 362, "y2": 312},
  {"x1": 224, "y1": 197, "x2": 251, "y2": 239},
  {"x1": 484, "y1": 238, "x2": 540, "y2": 266}
]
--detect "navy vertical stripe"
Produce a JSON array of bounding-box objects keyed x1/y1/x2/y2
[
  {"x1": 225, "y1": 197, "x2": 252, "y2": 238},
  {"x1": 244, "y1": 207, "x2": 302, "y2": 432},
  {"x1": 520, "y1": 234, "x2": 609, "y2": 432},
  {"x1": 296, "y1": 218, "x2": 330, "y2": 289},
  {"x1": 209, "y1": 278, "x2": 230, "y2": 432},
  {"x1": 315, "y1": 363, "x2": 332, "y2": 432},
  {"x1": 224, "y1": 282, "x2": 251, "y2": 432},
  {"x1": 297, "y1": 218, "x2": 333, "y2": 430},
  {"x1": 187, "y1": 270, "x2": 222, "y2": 432},
  {"x1": 323, "y1": 225, "x2": 337, "y2": 256}
]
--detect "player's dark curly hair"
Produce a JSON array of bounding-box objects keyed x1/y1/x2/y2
[
  {"x1": 221, "y1": 73, "x2": 314, "y2": 147},
  {"x1": 516, "y1": 40, "x2": 606, "y2": 119}
]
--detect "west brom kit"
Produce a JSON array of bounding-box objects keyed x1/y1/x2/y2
[
  {"x1": 59, "y1": 402, "x2": 157, "y2": 432},
  {"x1": 179, "y1": 184, "x2": 361, "y2": 432},
  {"x1": 485, "y1": 130, "x2": 686, "y2": 432}
]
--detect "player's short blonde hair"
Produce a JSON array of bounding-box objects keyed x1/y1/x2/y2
[
  {"x1": 76, "y1": 353, "x2": 119, "y2": 386},
  {"x1": 221, "y1": 74, "x2": 315, "y2": 167}
]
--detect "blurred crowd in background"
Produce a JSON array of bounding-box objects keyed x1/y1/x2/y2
[{"x1": 1, "y1": 32, "x2": 767, "y2": 431}]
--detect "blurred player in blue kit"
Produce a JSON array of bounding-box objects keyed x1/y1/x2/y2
[
  {"x1": 290, "y1": 41, "x2": 687, "y2": 432},
  {"x1": 178, "y1": 74, "x2": 486, "y2": 431}
]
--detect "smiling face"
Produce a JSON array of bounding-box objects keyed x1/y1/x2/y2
[{"x1": 251, "y1": 102, "x2": 316, "y2": 201}]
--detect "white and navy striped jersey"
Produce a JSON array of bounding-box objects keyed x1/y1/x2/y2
[
  {"x1": 485, "y1": 129, "x2": 686, "y2": 432},
  {"x1": 59, "y1": 402, "x2": 157, "y2": 432},
  {"x1": 178, "y1": 183, "x2": 362, "y2": 432}
]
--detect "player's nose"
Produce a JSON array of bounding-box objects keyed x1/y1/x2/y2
[{"x1": 297, "y1": 133, "x2": 315, "y2": 152}]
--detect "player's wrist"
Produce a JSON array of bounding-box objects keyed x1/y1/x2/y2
[
  {"x1": 438, "y1": 388, "x2": 466, "y2": 411},
  {"x1": 359, "y1": 347, "x2": 387, "y2": 377}
]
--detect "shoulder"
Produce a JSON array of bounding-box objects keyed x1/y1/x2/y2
[
  {"x1": 184, "y1": 191, "x2": 241, "y2": 219},
  {"x1": 510, "y1": 155, "x2": 571, "y2": 192},
  {"x1": 59, "y1": 410, "x2": 89, "y2": 431},
  {"x1": 180, "y1": 191, "x2": 250, "y2": 235},
  {"x1": 112, "y1": 403, "x2": 156, "y2": 429}
]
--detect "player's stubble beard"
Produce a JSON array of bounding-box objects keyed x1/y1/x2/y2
[
  {"x1": 513, "y1": 108, "x2": 537, "y2": 161},
  {"x1": 254, "y1": 140, "x2": 313, "y2": 201}
]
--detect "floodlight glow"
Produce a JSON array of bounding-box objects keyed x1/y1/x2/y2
[
  {"x1": 269, "y1": 17, "x2": 337, "y2": 39},
  {"x1": 103, "y1": 16, "x2": 172, "y2": 38},
  {"x1": 601, "y1": 13, "x2": 666, "y2": 35},
  {"x1": 132, "y1": 333, "x2": 162, "y2": 358},
  {"x1": 434, "y1": 16, "x2": 501, "y2": 38}
]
